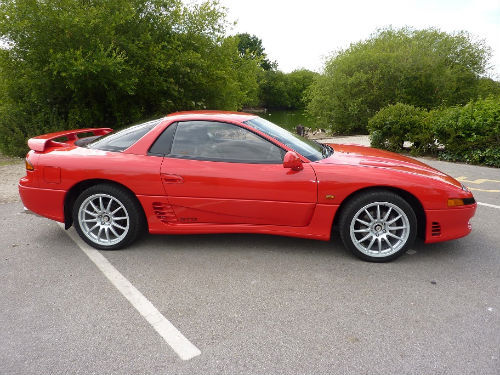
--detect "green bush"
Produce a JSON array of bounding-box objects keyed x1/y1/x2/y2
[
  {"x1": 431, "y1": 96, "x2": 500, "y2": 167},
  {"x1": 368, "y1": 103, "x2": 429, "y2": 152},
  {"x1": 368, "y1": 97, "x2": 500, "y2": 167}
]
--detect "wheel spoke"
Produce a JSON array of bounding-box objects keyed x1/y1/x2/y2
[
  {"x1": 387, "y1": 232, "x2": 403, "y2": 240},
  {"x1": 356, "y1": 218, "x2": 370, "y2": 226},
  {"x1": 105, "y1": 227, "x2": 110, "y2": 242},
  {"x1": 99, "y1": 197, "x2": 104, "y2": 211},
  {"x1": 366, "y1": 237, "x2": 376, "y2": 250},
  {"x1": 353, "y1": 228, "x2": 370, "y2": 233},
  {"x1": 382, "y1": 207, "x2": 392, "y2": 221},
  {"x1": 96, "y1": 227, "x2": 103, "y2": 241},
  {"x1": 364, "y1": 209, "x2": 375, "y2": 222},
  {"x1": 383, "y1": 237, "x2": 393, "y2": 250},
  {"x1": 109, "y1": 226, "x2": 119, "y2": 238},
  {"x1": 111, "y1": 206, "x2": 122, "y2": 215},
  {"x1": 88, "y1": 223, "x2": 99, "y2": 233},
  {"x1": 106, "y1": 198, "x2": 113, "y2": 212},
  {"x1": 113, "y1": 216, "x2": 128, "y2": 221},
  {"x1": 359, "y1": 233, "x2": 372, "y2": 242},
  {"x1": 376, "y1": 205, "x2": 381, "y2": 220},
  {"x1": 83, "y1": 219, "x2": 98, "y2": 223},
  {"x1": 84, "y1": 209, "x2": 98, "y2": 217},
  {"x1": 89, "y1": 201, "x2": 99, "y2": 213},
  {"x1": 112, "y1": 222, "x2": 126, "y2": 230},
  {"x1": 388, "y1": 225, "x2": 406, "y2": 230},
  {"x1": 377, "y1": 237, "x2": 382, "y2": 253},
  {"x1": 388, "y1": 215, "x2": 402, "y2": 224}
]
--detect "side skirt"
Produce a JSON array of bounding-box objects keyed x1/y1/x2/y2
[{"x1": 137, "y1": 195, "x2": 338, "y2": 241}]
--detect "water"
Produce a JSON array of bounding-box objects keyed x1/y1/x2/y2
[{"x1": 259, "y1": 110, "x2": 318, "y2": 132}]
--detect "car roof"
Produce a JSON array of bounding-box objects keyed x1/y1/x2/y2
[{"x1": 165, "y1": 110, "x2": 257, "y2": 123}]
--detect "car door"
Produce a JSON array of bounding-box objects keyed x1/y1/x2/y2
[{"x1": 153, "y1": 120, "x2": 318, "y2": 226}]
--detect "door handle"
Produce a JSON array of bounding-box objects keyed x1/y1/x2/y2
[{"x1": 161, "y1": 174, "x2": 184, "y2": 184}]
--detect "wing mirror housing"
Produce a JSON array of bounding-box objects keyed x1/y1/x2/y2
[{"x1": 283, "y1": 151, "x2": 303, "y2": 171}]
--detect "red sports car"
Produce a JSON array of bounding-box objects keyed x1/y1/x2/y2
[{"x1": 19, "y1": 111, "x2": 476, "y2": 262}]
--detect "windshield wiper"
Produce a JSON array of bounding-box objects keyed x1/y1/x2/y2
[
  {"x1": 325, "y1": 144, "x2": 334, "y2": 156},
  {"x1": 316, "y1": 141, "x2": 334, "y2": 158}
]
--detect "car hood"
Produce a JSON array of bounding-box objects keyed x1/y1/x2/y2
[{"x1": 318, "y1": 143, "x2": 462, "y2": 188}]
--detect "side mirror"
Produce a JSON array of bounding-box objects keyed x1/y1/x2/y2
[{"x1": 283, "y1": 151, "x2": 303, "y2": 171}]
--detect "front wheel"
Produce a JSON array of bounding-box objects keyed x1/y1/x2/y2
[
  {"x1": 339, "y1": 191, "x2": 417, "y2": 262},
  {"x1": 73, "y1": 184, "x2": 144, "y2": 250}
]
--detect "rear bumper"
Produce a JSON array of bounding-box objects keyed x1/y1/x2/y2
[
  {"x1": 18, "y1": 182, "x2": 66, "y2": 223},
  {"x1": 424, "y1": 204, "x2": 477, "y2": 243}
]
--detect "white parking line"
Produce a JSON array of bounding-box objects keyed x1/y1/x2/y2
[
  {"x1": 58, "y1": 223, "x2": 201, "y2": 361},
  {"x1": 477, "y1": 202, "x2": 500, "y2": 210}
]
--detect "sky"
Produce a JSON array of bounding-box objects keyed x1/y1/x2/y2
[{"x1": 219, "y1": 0, "x2": 500, "y2": 78}]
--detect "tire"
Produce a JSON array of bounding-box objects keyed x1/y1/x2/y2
[
  {"x1": 72, "y1": 183, "x2": 144, "y2": 250},
  {"x1": 339, "y1": 190, "x2": 417, "y2": 262}
]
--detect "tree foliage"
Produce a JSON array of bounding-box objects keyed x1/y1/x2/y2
[
  {"x1": 285, "y1": 70, "x2": 318, "y2": 109},
  {"x1": 476, "y1": 77, "x2": 500, "y2": 98},
  {"x1": 0, "y1": 0, "x2": 261, "y2": 156},
  {"x1": 306, "y1": 27, "x2": 493, "y2": 134},
  {"x1": 236, "y1": 32, "x2": 276, "y2": 71},
  {"x1": 234, "y1": 33, "x2": 317, "y2": 110},
  {"x1": 258, "y1": 69, "x2": 318, "y2": 109}
]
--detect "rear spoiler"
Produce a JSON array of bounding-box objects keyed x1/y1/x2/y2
[{"x1": 27, "y1": 128, "x2": 113, "y2": 152}]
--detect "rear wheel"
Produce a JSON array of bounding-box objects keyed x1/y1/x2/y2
[
  {"x1": 73, "y1": 184, "x2": 144, "y2": 250},
  {"x1": 339, "y1": 191, "x2": 417, "y2": 262}
]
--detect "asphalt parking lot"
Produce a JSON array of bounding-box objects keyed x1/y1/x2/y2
[{"x1": 1, "y1": 157, "x2": 499, "y2": 374}]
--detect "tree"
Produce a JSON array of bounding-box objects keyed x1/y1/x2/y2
[
  {"x1": 257, "y1": 69, "x2": 318, "y2": 110},
  {"x1": 0, "y1": 0, "x2": 260, "y2": 156},
  {"x1": 236, "y1": 33, "x2": 276, "y2": 71},
  {"x1": 306, "y1": 27, "x2": 492, "y2": 134},
  {"x1": 258, "y1": 70, "x2": 289, "y2": 108},
  {"x1": 476, "y1": 78, "x2": 500, "y2": 98},
  {"x1": 286, "y1": 69, "x2": 318, "y2": 109}
]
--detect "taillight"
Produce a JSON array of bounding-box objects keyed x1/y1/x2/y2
[{"x1": 25, "y1": 158, "x2": 34, "y2": 171}]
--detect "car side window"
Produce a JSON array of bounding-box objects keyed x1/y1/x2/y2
[
  {"x1": 168, "y1": 121, "x2": 284, "y2": 163},
  {"x1": 149, "y1": 123, "x2": 177, "y2": 156},
  {"x1": 88, "y1": 119, "x2": 161, "y2": 152}
]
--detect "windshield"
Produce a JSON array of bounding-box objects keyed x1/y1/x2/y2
[
  {"x1": 244, "y1": 117, "x2": 331, "y2": 161},
  {"x1": 88, "y1": 118, "x2": 162, "y2": 152}
]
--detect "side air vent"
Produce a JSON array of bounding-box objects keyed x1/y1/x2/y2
[
  {"x1": 431, "y1": 222, "x2": 441, "y2": 237},
  {"x1": 152, "y1": 202, "x2": 178, "y2": 224}
]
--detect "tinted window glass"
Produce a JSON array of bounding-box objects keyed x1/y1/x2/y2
[
  {"x1": 149, "y1": 123, "x2": 177, "y2": 156},
  {"x1": 88, "y1": 118, "x2": 162, "y2": 152},
  {"x1": 169, "y1": 121, "x2": 284, "y2": 163},
  {"x1": 244, "y1": 117, "x2": 325, "y2": 161}
]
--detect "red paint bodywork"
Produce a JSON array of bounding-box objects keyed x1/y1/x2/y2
[{"x1": 19, "y1": 111, "x2": 476, "y2": 244}]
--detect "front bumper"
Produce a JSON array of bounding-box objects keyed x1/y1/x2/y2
[{"x1": 424, "y1": 203, "x2": 477, "y2": 243}]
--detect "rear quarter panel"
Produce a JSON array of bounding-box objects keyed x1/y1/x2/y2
[{"x1": 36, "y1": 146, "x2": 164, "y2": 195}]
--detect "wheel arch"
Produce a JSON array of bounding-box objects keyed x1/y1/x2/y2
[
  {"x1": 333, "y1": 186, "x2": 426, "y2": 239},
  {"x1": 64, "y1": 179, "x2": 147, "y2": 229}
]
